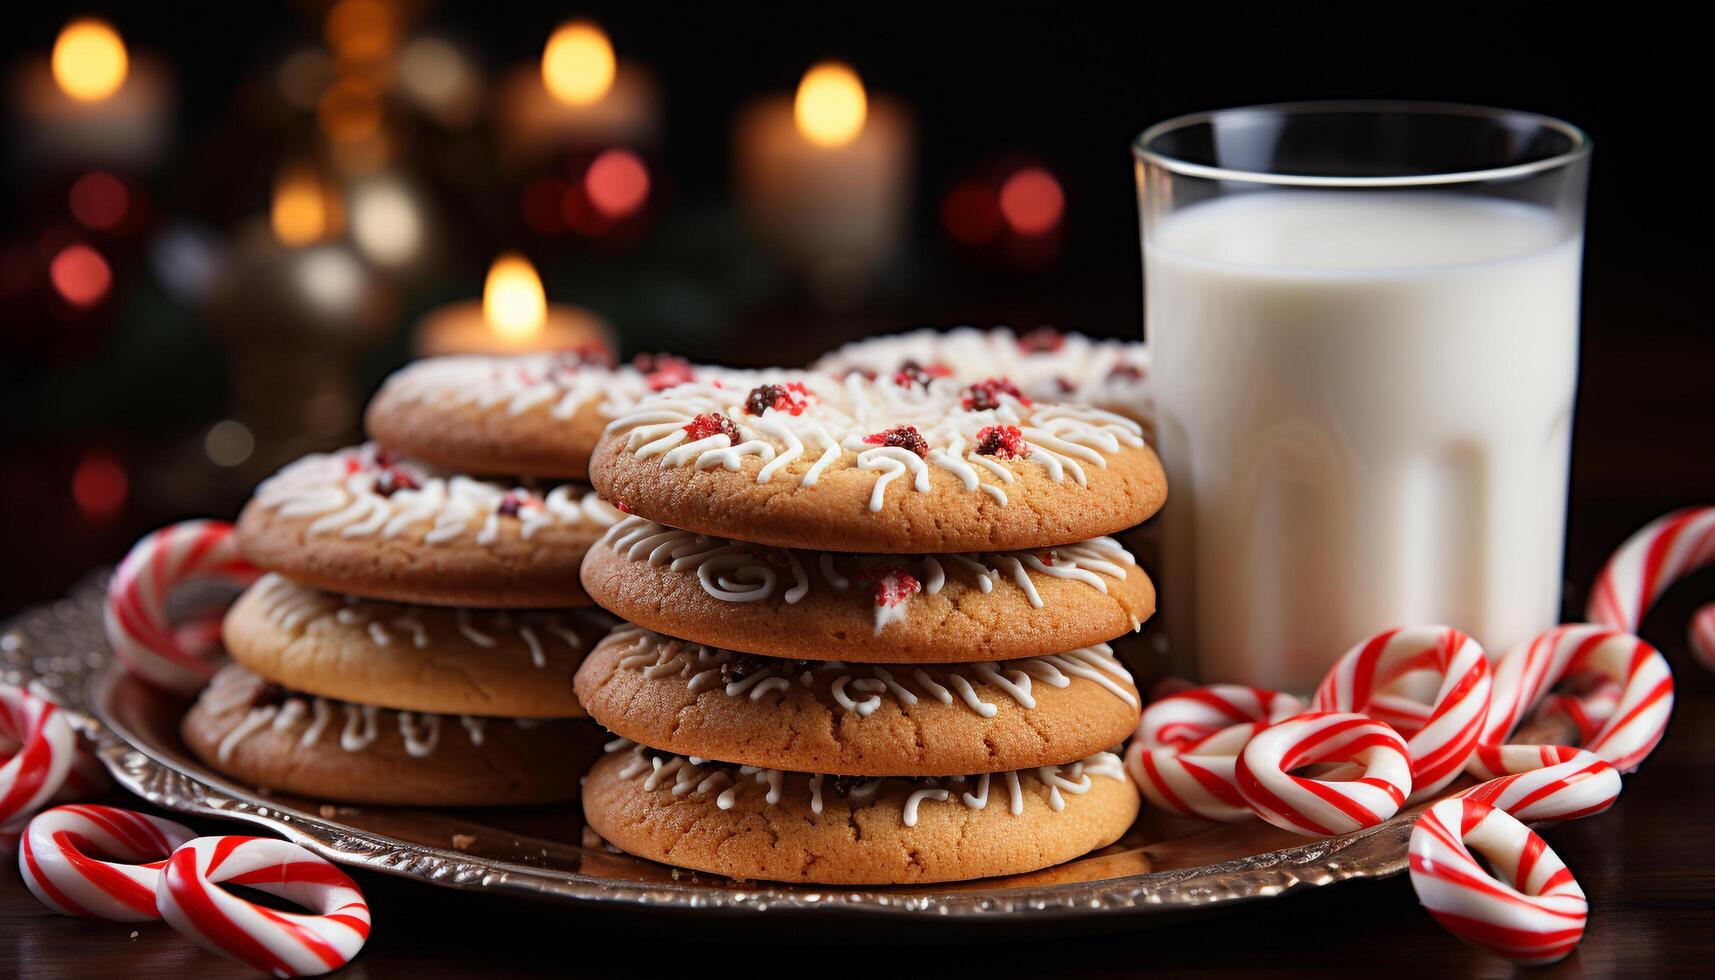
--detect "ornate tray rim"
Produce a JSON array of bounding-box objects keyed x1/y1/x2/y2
[{"x1": 7, "y1": 573, "x2": 1417, "y2": 924}]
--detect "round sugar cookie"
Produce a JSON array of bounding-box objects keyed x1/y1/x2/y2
[
  {"x1": 181, "y1": 664, "x2": 600, "y2": 806},
  {"x1": 236, "y1": 443, "x2": 623, "y2": 607},
  {"x1": 583, "y1": 741, "x2": 1138, "y2": 884},
  {"x1": 590, "y1": 373, "x2": 1167, "y2": 553},
  {"x1": 583, "y1": 517, "x2": 1154, "y2": 661},
  {"x1": 365, "y1": 350, "x2": 724, "y2": 479},
  {"x1": 814, "y1": 325, "x2": 1153, "y2": 432},
  {"x1": 575, "y1": 626, "x2": 1140, "y2": 775},
  {"x1": 223, "y1": 574, "x2": 616, "y2": 718}
]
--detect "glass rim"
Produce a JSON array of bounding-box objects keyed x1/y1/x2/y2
[{"x1": 1133, "y1": 100, "x2": 1591, "y2": 188}]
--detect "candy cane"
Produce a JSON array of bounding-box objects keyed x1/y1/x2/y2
[
  {"x1": 1587, "y1": 506, "x2": 1715, "y2": 637},
  {"x1": 104, "y1": 520, "x2": 262, "y2": 695},
  {"x1": 1409, "y1": 798, "x2": 1587, "y2": 965},
  {"x1": 1473, "y1": 625, "x2": 1673, "y2": 778},
  {"x1": 1124, "y1": 685, "x2": 1305, "y2": 822},
  {"x1": 1528, "y1": 678, "x2": 1622, "y2": 746},
  {"x1": 19, "y1": 804, "x2": 197, "y2": 921},
  {"x1": 1234, "y1": 711, "x2": 1412, "y2": 836},
  {"x1": 1, "y1": 684, "x2": 76, "y2": 828},
  {"x1": 1314, "y1": 626, "x2": 1491, "y2": 801},
  {"x1": 1456, "y1": 744, "x2": 1621, "y2": 823},
  {"x1": 157, "y1": 836, "x2": 371, "y2": 977}
]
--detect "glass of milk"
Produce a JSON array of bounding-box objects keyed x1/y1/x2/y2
[{"x1": 1134, "y1": 102, "x2": 1590, "y2": 692}]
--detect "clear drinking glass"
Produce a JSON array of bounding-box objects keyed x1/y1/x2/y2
[{"x1": 1134, "y1": 102, "x2": 1591, "y2": 692}]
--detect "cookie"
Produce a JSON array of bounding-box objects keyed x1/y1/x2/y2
[
  {"x1": 365, "y1": 350, "x2": 720, "y2": 479},
  {"x1": 236, "y1": 443, "x2": 623, "y2": 607},
  {"x1": 223, "y1": 574, "x2": 615, "y2": 718},
  {"x1": 583, "y1": 517, "x2": 1154, "y2": 662},
  {"x1": 590, "y1": 373, "x2": 1167, "y2": 553},
  {"x1": 575, "y1": 626, "x2": 1140, "y2": 775},
  {"x1": 583, "y1": 741, "x2": 1137, "y2": 884},
  {"x1": 813, "y1": 326, "x2": 1153, "y2": 430},
  {"x1": 181, "y1": 664, "x2": 600, "y2": 806}
]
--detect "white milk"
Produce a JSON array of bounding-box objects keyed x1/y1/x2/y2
[{"x1": 1145, "y1": 191, "x2": 1582, "y2": 692}]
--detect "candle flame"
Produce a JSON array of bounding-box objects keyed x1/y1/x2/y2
[
  {"x1": 272, "y1": 165, "x2": 334, "y2": 247},
  {"x1": 52, "y1": 19, "x2": 129, "y2": 102},
  {"x1": 483, "y1": 254, "x2": 547, "y2": 342},
  {"x1": 542, "y1": 21, "x2": 615, "y2": 106},
  {"x1": 794, "y1": 62, "x2": 867, "y2": 148}
]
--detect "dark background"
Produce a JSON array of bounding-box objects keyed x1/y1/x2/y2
[{"x1": 2, "y1": 1, "x2": 1711, "y2": 617}]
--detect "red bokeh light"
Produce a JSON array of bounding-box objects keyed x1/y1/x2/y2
[
  {"x1": 998, "y1": 167, "x2": 1064, "y2": 237},
  {"x1": 48, "y1": 244, "x2": 112, "y2": 308},
  {"x1": 69, "y1": 172, "x2": 129, "y2": 231},
  {"x1": 942, "y1": 180, "x2": 1002, "y2": 246},
  {"x1": 72, "y1": 453, "x2": 128, "y2": 518},
  {"x1": 584, "y1": 149, "x2": 650, "y2": 220}
]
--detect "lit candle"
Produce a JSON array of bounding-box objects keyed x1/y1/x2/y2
[
  {"x1": 413, "y1": 253, "x2": 615, "y2": 357},
  {"x1": 9, "y1": 18, "x2": 173, "y2": 170},
  {"x1": 734, "y1": 62, "x2": 913, "y2": 297},
  {"x1": 497, "y1": 20, "x2": 659, "y2": 167}
]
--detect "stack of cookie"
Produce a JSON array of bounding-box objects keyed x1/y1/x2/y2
[
  {"x1": 575, "y1": 369, "x2": 1167, "y2": 883},
  {"x1": 180, "y1": 349, "x2": 709, "y2": 807}
]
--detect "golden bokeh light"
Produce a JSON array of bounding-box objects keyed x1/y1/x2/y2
[
  {"x1": 482, "y1": 254, "x2": 547, "y2": 341},
  {"x1": 317, "y1": 79, "x2": 383, "y2": 144},
  {"x1": 541, "y1": 21, "x2": 615, "y2": 106},
  {"x1": 52, "y1": 19, "x2": 129, "y2": 102},
  {"x1": 325, "y1": 0, "x2": 397, "y2": 62},
  {"x1": 272, "y1": 165, "x2": 336, "y2": 247},
  {"x1": 793, "y1": 62, "x2": 867, "y2": 148}
]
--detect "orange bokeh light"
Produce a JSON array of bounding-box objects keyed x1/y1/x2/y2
[
  {"x1": 73, "y1": 453, "x2": 128, "y2": 518},
  {"x1": 998, "y1": 167, "x2": 1064, "y2": 237},
  {"x1": 49, "y1": 244, "x2": 112, "y2": 308},
  {"x1": 584, "y1": 149, "x2": 650, "y2": 219}
]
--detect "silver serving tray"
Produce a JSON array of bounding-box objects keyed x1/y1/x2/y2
[{"x1": 4, "y1": 573, "x2": 1442, "y2": 931}]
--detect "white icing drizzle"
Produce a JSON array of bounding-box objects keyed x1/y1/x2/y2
[
  {"x1": 607, "y1": 629, "x2": 1138, "y2": 714},
  {"x1": 201, "y1": 668, "x2": 544, "y2": 763},
  {"x1": 372, "y1": 352, "x2": 732, "y2": 426},
  {"x1": 252, "y1": 443, "x2": 622, "y2": 548},
  {"x1": 602, "y1": 372, "x2": 1145, "y2": 511},
  {"x1": 613, "y1": 743, "x2": 1125, "y2": 827},
  {"x1": 246, "y1": 573, "x2": 587, "y2": 666},
  {"x1": 811, "y1": 326, "x2": 1154, "y2": 431},
  {"x1": 599, "y1": 517, "x2": 1139, "y2": 631}
]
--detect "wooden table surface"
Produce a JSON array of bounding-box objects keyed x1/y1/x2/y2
[{"x1": 6, "y1": 332, "x2": 1714, "y2": 977}]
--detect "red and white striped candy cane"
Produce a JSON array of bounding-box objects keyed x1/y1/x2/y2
[
  {"x1": 1124, "y1": 685, "x2": 1305, "y2": 822},
  {"x1": 1587, "y1": 506, "x2": 1715, "y2": 640},
  {"x1": 1234, "y1": 711, "x2": 1413, "y2": 836},
  {"x1": 1473, "y1": 624, "x2": 1673, "y2": 778},
  {"x1": 104, "y1": 520, "x2": 262, "y2": 695},
  {"x1": 157, "y1": 836, "x2": 371, "y2": 977},
  {"x1": 1314, "y1": 625, "x2": 1491, "y2": 801},
  {"x1": 1457, "y1": 744, "x2": 1621, "y2": 823},
  {"x1": 1528, "y1": 677, "x2": 1622, "y2": 745},
  {"x1": 1409, "y1": 797, "x2": 1587, "y2": 965},
  {"x1": 0, "y1": 684, "x2": 75, "y2": 828},
  {"x1": 18, "y1": 804, "x2": 196, "y2": 921}
]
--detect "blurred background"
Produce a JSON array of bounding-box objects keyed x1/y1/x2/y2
[{"x1": 1, "y1": 2, "x2": 1710, "y2": 616}]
